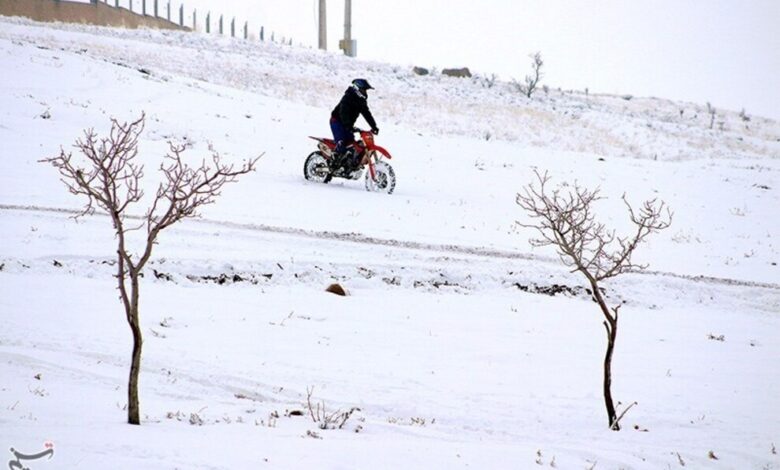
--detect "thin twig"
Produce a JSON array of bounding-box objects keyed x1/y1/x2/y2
[{"x1": 611, "y1": 401, "x2": 638, "y2": 430}]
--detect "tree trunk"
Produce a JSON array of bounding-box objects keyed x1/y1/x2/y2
[
  {"x1": 602, "y1": 320, "x2": 619, "y2": 430},
  {"x1": 126, "y1": 273, "x2": 143, "y2": 425},
  {"x1": 589, "y1": 277, "x2": 620, "y2": 430},
  {"x1": 127, "y1": 311, "x2": 143, "y2": 425}
]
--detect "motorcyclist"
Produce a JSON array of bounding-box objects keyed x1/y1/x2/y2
[{"x1": 327, "y1": 78, "x2": 379, "y2": 178}]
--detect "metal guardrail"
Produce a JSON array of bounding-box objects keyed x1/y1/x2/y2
[
  {"x1": 21, "y1": 0, "x2": 297, "y2": 44},
  {"x1": 91, "y1": 0, "x2": 293, "y2": 43}
]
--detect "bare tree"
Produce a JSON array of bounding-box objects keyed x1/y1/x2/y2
[
  {"x1": 514, "y1": 51, "x2": 544, "y2": 98},
  {"x1": 42, "y1": 114, "x2": 260, "y2": 425},
  {"x1": 516, "y1": 171, "x2": 671, "y2": 430}
]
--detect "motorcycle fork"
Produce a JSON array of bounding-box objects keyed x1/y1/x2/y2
[{"x1": 363, "y1": 150, "x2": 376, "y2": 181}]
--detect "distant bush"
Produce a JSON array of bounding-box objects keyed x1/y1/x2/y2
[
  {"x1": 442, "y1": 67, "x2": 472, "y2": 78},
  {"x1": 513, "y1": 52, "x2": 544, "y2": 98}
]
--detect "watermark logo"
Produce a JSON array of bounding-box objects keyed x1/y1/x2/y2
[{"x1": 7, "y1": 442, "x2": 54, "y2": 470}]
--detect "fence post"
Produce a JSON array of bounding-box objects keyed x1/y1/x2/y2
[
  {"x1": 129, "y1": 0, "x2": 133, "y2": 12},
  {"x1": 231, "y1": 17, "x2": 235, "y2": 38},
  {"x1": 206, "y1": 12, "x2": 210, "y2": 33},
  {"x1": 193, "y1": 9, "x2": 197, "y2": 30},
  {"x1": 166, "y1": 1, "x2": 170, "y2": 21},
  {"x1": 243, "y1": 21, "x2": 248, "y2": 40},
  {"x1": 260, "y1": 26, "x2": 264, "y2": 41},
  {"x1": 142, "y1": 0, "x2": 145, "y2": 16},
  {"x1": 179, "y1": 4, "x2": 183, "y2": 26},
  {"x1": 219, "y1": 15, "x2": 223, "y2": 34},
  {"x1": 115, "y1": 0, "x2": 119, "y2": 7},
  {"x1": 153, "y1": 0, "x2": 158, "y2": 17}
]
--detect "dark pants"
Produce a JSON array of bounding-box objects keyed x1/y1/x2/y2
[{"x1": 330, "y1": 118, "x2": 353, "y2": 155}]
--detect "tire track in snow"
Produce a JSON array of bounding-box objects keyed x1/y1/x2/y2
[{"x1": 2, "y1": 203, "x2": 779, "y2": 291}]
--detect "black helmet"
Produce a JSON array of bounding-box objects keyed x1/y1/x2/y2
[{"x1": 351, "y1": 78, "x2": 373, "y2": 91}]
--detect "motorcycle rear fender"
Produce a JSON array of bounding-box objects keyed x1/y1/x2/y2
[{"x1": 309, "y1": 136, "x2": 337, "y2": 149}]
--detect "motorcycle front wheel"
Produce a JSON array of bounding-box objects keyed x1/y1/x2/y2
[
  {"x1": 365, "y1": 161, "x2": 396, "y2": 194},
  {"x1": 303, "y1": 151, "x2": 329, "y2": 183}
]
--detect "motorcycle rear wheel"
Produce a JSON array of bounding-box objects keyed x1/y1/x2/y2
[
  {"x1": 303, "y1": 151, "x2": 329, "y2": 183},
  {"x1": 365, "y1": 161, "x2": 396, "y2": 194}
]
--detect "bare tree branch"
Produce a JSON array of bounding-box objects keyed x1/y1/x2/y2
[{"x1": 517, "y1": 171, "x2": 672, "y2": 283}]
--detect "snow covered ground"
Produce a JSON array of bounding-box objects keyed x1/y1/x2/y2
[{"x1": 1, "y1": 17, "x2": 779, "y2": 469}]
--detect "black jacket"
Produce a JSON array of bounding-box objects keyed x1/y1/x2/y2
[{"x1": 331, "y1": 87, "x2": 377, "y2": 130}]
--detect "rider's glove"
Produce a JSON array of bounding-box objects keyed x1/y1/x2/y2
[{"x1": 371, "y1": 127, "x2": 379, "y2": 135}]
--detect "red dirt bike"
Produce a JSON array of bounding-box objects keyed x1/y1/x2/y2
[{"x1": 303, "y1": 129, "x2": 396, "y2": 194}]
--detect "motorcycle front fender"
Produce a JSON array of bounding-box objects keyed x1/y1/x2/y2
[{"x1": 372, "y1": 145, "x2": 393, "y2": 159}]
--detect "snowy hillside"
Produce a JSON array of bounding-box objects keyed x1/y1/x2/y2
[{"x1": 1, "y1": 17, "x2": 779, "y2": 470}]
